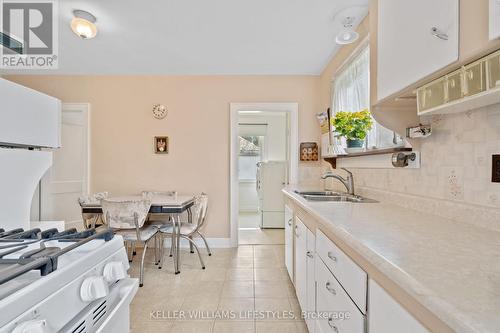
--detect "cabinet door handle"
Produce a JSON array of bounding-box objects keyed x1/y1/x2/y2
[
  {"x1": 327, "y1": 251, "x2": 337, "y2": 262},
  {"x1": 325, "y1": 281, "x2": 336, "y2": 295},
  {"x1": 306, "y1": 251, "x2": 314, "y2": 258},
  {"x1": 295, "y1": 225, "x2": 299, "y2": 238},
  {"x1": 328, "y1": 318, "x2": 339, "y2": 332},
  {"x1": 287, "y1": 218, "x2": 292, "y2": 227},
  {"x1": 430, "y1": 27, "x2": 449, "y2": 40}
]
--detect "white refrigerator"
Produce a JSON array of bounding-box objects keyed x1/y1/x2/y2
[{"x1": 256, "y1": 161, "x2": 287, "y2": 228}]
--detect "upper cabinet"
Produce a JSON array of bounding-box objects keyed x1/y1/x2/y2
[
  {"x1": 370, "y1": 0, "x2": 500, "y2": 138},
  {"x1": 377, "y1": 0, "x2": 459, "y2": 101},
  {"x1": 490, "y1": 0, "x2": 500, "y2": 40}
]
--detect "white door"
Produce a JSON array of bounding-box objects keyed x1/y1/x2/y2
[
  {"x1": 40, "y1": 103, "x2": 90, "y2": 230},
  {"x1": 377, "y1": 0, "x2": 459, "y2": 100}
]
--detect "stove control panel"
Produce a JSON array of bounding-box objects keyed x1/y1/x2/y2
[
  {"x1": 103, "y1": 261, "x2": 127, "y2": 283},
  {"x1": 80, "y1": 276, "x2": 109, "y2": 302}
]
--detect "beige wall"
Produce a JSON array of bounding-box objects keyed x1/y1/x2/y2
[{"x1": 6, "y1": 75, "x2": 321, "y2": 238}]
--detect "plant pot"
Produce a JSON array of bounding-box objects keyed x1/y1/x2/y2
[{"x1": 346, "y1": 139, "x2": 364, "y2": 148}]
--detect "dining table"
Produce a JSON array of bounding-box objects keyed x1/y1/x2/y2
[{"x1": 80, "y1": 193, "x2": 196, "y2": 274}]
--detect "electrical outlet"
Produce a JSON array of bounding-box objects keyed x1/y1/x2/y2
[{"x1": 492, "y1": 155, "x2": 500, "y2": 183}]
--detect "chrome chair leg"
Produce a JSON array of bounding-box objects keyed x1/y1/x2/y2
[
  {"x1": 182, "y1": 235, "x2": 205, "y2": 269},
  {"x1": 169, "y1": 229, "x2": 174, "y2": 257},
  {"x1": 139, "y1": 241, "x2": 149, "y2": 287},
  {"x1": 197, "y1": 231, "x2": 212, "y2": 256},
  {"x1": 158, "y1": 236, "x2": 165, "y2": 269},
  {"x1": 154, "y1": 234, "x2": 158, "y2": 265},
  {"x1": 127, "y1": 241, "x2": 134, "y2": 262}
]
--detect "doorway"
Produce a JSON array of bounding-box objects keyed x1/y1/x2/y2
[
  {"x1": 230, "y1": 103, "x2": 298, "y2": 247},
  {"x1": 31, "y1": 103, "x2": 90, "y2": 230}
]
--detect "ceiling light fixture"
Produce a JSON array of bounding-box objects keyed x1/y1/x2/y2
[
  {"x1": 335, "y1": 16, "x2": 359, "y2": 45},
  {"x1": 71, "y1": 10, "x2": 98, "y2": 39}
]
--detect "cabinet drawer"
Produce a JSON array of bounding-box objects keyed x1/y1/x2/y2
[
  {"x1": 316, "y1": 259, "x2": 365, "y2": 333},
  {"x1": 464, "y1": 60, "x2": 487, "y2": 96},
  {"x1": 316, "y1": 230, "x2": 367, "y2": 313}
]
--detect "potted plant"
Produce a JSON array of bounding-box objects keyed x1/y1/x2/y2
[{"x1": 331, "y1": 109, "x2": 373, "y2": 149}]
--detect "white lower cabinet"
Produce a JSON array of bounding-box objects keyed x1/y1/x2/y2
[
  {"x1": 294, "y1": 217, "x2": 316, "y2": 333},
  {"x1": 316, "y1": 258, "x2": 365, "y2": 333},
  {"x1": 284, "y1": 204, "x2": 294, "y2": 281},
  {"x1": 288, "y1": 203, "x2": 430, "y2": 333},
  {"x1": 368, "y1": 279, "x2": 430, "y2": 333}
]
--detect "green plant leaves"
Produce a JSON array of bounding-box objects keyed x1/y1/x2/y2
[{"x1": 330, "y1": 109, "x2": 373, "y2": 140}]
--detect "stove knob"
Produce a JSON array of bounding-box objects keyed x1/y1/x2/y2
[
  {"x1": 80, "y1": 276, "x2": 109, "y2": 302},
  {"x1": 103, "y1": 261, "x2": 127, "y2": 283},
  {"x1": 12, "y1": 319, "x2": 50, "y2": 333}
]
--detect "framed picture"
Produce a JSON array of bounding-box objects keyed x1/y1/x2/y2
[
  {"x1": 300, "y1": 142, "x2": 318, "y2": 161},
  {"x1": 154, "y1": 136, "x2": 169, "y2": 154}
]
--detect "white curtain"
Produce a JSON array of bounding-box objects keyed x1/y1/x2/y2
[
  {"x1": 331, "y1": 46, "x2": 376, "y2": 148},
  {"x1": 331, "y1": 46, "x2": 404, "y2": 149}
]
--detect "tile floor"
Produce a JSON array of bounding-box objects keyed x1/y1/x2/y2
[
  {"x1": 129, "y1": 244, "x2": 307, "y2": 333},
  {"x1": 238, "y1": 229, "x2": 284, "y2": 245},
  {"x1": 238, "y1": 212, "x2": 261, "y2": 228},
  {"x1": 238, "y1": 212, "x2": 285, "y2": 245}
]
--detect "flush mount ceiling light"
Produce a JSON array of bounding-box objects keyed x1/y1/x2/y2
[
  {"x1": 335, "y1": 16, "x2": 359, "y2": 45},
  {"x1": 71, "y1": 10, "x2": 97, "y2": 39}
]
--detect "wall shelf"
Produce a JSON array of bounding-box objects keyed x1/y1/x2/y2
[{"x1": 323, "y1": 147, "x2": 412, "y2": 169}]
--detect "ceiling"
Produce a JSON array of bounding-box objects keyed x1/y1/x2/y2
[{"x1": 7, "y1": 0, "x2": 369, "y2": 75}]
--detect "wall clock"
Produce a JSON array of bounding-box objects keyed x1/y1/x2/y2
[{"x1": 152, "y1": 104, "x2": 168, "y2": 119}]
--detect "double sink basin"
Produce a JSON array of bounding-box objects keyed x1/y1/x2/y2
[{"x1": 294, "y1": 190, "x2": 378, "y2": 203}]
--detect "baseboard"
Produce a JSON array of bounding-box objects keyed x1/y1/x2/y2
[{"x1": 161, "y1": 237, "x2": 233, "y2": 249}]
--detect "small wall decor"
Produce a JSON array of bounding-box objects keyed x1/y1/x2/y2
[
  {"x1": 152, "y1": 104, "x2": 168, "y2": 119},
  {"x1": 300, "y1": 142, "x2": 319, "y2": 161},
  {"x1": 154, "y1": 136, "x2": 169, "y2": 154}
]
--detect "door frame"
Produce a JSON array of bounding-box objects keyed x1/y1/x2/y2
[{"x1": 229, "y1": 102, "x2": 298, "y2": 247}]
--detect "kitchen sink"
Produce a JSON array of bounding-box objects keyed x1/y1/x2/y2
[
  {"x1": 294, "y1": 190, "x2": 378, "y2": 203},
  {"x1": 294, "y1": 190, "x2": 343, "y2": 196}
]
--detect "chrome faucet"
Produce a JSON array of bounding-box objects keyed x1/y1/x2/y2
[{"x1": 321, "y1": 168, "x2": 355, "y2": 195}]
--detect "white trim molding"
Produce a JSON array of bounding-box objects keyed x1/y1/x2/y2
[{"x1": 229, "y1": 102, "x2": 299, "y2": 247}]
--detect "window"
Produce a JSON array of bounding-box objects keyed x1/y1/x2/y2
[{"x1": 331, "y1": 45, "x2": 404, "y2": 150}]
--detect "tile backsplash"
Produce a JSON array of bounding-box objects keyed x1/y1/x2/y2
[{"x1": 326, "y1": 103, "x2": 500, "y2": 231}]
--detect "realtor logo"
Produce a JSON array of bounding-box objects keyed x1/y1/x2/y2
[{"x1": 1, "y1": 0, "x2": 58, "y2": 69}]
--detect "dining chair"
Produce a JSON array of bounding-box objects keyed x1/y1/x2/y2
[
  {"x1": 78, "y1": 192, "x2": 109, "y2": 229},
  {"x1": 141, "y1": 190, "x2": 177, "y2": 263},
  {"x1": 101, "y1": 198, "x2": 156, "y2": 287},
  {"x1": 158, "y1": 193, "x2": 211, "y2": 270}
]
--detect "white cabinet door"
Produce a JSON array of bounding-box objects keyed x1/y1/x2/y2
[
  {"x1": 490, "y1": 0, "x2": 500, "y2": 40},
  {"x1": 377, "y1": 0, "x2": 459, "y2": 100},
  {"x1": 284, "y1": 205, "x2": 294, "y2": 281},
  {"x1": 368, "y1": 279, "x2": 430, "y2": 333},
  {"x1": 294, "y1": 217, "x2": 307, "y2": 310},
  {"x1": 306, "y1": 228, "x2": 316, "y2": 333}
]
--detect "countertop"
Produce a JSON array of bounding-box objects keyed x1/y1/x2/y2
[{"x1": 283, "y1": 187, "x2": 500, "y2": 333}]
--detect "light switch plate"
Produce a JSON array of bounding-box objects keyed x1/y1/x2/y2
[{"x1": 492, "y1": 155, "x2": 500, "y2": 183}]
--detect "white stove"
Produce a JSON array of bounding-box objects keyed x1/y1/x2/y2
[{"x1": 0, "y1": 228, "x2": 138, "y2": 333}]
